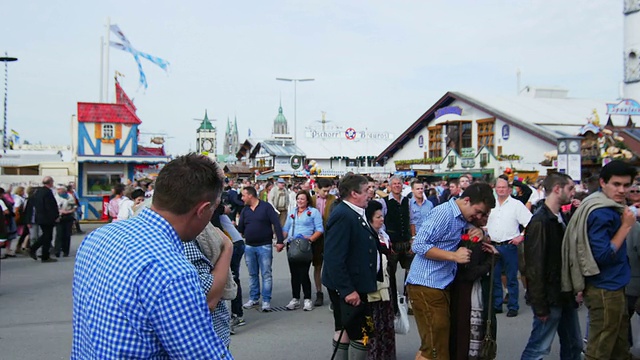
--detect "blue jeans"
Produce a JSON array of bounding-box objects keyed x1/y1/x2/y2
[
  {"x1": 521, "y1": 304, "x2": 583, "y2": 360},
  {"x1": 493, "y1": 243, "x2": 519, "y2": 311},
  {"x1": 231, "y1": 241, "x2": 245, "y2": 317},
  {"x1": 245, "y1": 244, "x2": 273, "y2": 303}
]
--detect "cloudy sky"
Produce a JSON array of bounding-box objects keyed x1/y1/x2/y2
[{"x1": 2, "y1": 1, "x2": 624, "y2": 155}]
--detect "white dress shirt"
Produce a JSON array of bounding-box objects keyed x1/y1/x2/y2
[{"x1": 487, "y1": 196, "x2": 532, "y2": 243}]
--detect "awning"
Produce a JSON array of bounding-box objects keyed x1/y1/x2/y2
[
  {"x1": 77, "y1": 155, "x2": 171, "y2": 164},
  {"x1": 256, "y1": 171, "x2": 293, "y2": 181},
  {"x1": 429, "y1": 169, "x2": 495, "y2": 179}
]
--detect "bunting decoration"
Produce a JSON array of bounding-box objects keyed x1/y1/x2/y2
[{"x1": 109, "y1": 24, "x2": 170, "y2": 89}]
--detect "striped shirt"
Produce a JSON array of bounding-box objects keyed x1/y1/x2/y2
[
  {"x1": 406, "y1": 198, "x2": 467, "y2": 289},
  {"x1": 72, "y1": 208, "x2": 232, "y2": 359}
]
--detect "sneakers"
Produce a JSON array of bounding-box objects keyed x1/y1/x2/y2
[
  {"x1": 230, "y1": 316, "x2": 245, "y2": 335},
  {"x1": 243, "y1": 299, "x2": 260, "y2": 309},
  {"x1": 231, "y1": 316, "x2": 246, "y2": 327},
  {"x1": 313, "y1": 291, "x2": 324, "y2": 307},
  {"x1": 286, "y1": 298, "x2": 300, "y2": 310},
  {"x1": 303, "y1": 299, "x2": 314, "y2": 311},
  {"x1": 261, "y1": 302, "x2": 271, "y2": 312}
]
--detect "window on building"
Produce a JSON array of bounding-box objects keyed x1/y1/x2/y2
[
  {"x1": 480, "y1": 153, "x2": 490, "y2": 166},
  {"x1": 86, "y1": 173, "x2": 122, "y2": 196},
  {"x1": 477, "y1": 118, "x2": 495, "y2": 152},
  {"x1": 428, "y1": 125, "x2": 443, "y2": 158},
  {"x1": 102, "y1": 124, "x2": 114, "y2": 139},
  {"x1": 445, "y1": 121, "x2": 472, "y2": 155}
]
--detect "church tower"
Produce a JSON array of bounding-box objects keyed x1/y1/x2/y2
[
  {"x1": 196, "y1": 110, "x2": 217, "y2": 159},
  {"x1": 223, "y1": 116, "x2": 240, "y2": 155},
  {"x1": 272, "y1": 102, "x2": 290, "y2": 137},
  {"x1": 624, "y1": 1, "x2": 640, "y2": 99}
]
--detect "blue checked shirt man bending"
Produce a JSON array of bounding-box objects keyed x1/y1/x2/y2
[
  {"x1": 406, "y1": 183, "x2": 495, "y2": 360},
  {"x1": 72, "y1": 154, "x2": 232, "y2": 359}
]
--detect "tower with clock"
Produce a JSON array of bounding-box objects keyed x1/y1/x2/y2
[
  {"x1": 624, "y1": 0, "x2": 640, "y2": 100},
  {"x1": 557, "y1": 136, "x2": 583, "y2": 182},
  {"x1": 196, "y1": 110, "x2": 217, "y2": 159}
]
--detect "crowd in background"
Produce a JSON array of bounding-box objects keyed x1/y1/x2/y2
[{"x1": 8, "y1": 155, "x2": 640, "y2": 359}]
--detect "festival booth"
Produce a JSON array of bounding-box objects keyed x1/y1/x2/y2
[{"x1": 74, "y1": 82, "x2": 171, "y2": 220}]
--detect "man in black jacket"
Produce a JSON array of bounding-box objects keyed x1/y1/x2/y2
[
  {"x1": 521, "y1": 173, "x2": 582, "y2": 359},
  {"x1": 323, "y1": 174, "x2": 378, "y2": 360},
  {"x1": 29, "y1": 176, "x2": 59, "y2": 263}
]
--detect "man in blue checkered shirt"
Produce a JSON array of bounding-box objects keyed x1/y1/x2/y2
[
  {"x1": 406, "y1": 182, "x2": 495, "y2": 360},
  {"x1": 72, "y1": 154, "x2": 233, "y2": 359}
]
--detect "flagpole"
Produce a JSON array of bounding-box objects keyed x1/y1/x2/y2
[
  {"x1": 99, "y1": 36, "x2": 104, "y2": 102},
  {"x1": 104, "y1": 16, "x2": 110, "y2": 102}
]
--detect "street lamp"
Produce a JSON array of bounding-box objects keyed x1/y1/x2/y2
[
  {"x1": 276, "y1": 77, "x2": 314, "y2": 143},
  {"x1": 0, "y1": 52, "x2": 18, "y2": 153}
]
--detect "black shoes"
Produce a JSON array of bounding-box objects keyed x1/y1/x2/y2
[
  {"x1": 41, "y1": 258, "x2": 58, "y2": 263},
  {"x1": 494, "y1": 307, "x2": 503, "y2": 314},
  {"x1": 29, "y1": 251, "x2": 37, "y2": 261},
  {"x1": 314, "y1": 292, "x2": 324, "y2": 307},
  {"x1": 506, "y1": 309, "x2": 518, "y2": 317}
]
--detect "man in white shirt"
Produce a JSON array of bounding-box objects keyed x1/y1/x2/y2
[{"x1": 487, "y1": 175, "x2": 532, "y2": 317}]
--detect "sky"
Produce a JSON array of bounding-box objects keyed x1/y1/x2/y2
[{"x1": 1, "y1": 1, "x2": 625, "y2": 155}]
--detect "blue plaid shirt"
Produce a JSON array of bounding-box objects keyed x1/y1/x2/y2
[
  {"x1": 406, "y1": 198, "x2": 467, "y2": 289},
  {"x1": 183, "y1": 240, "x2": 231, "y2": 347},
  {"x1": 72, "y1": 208, "x2": 232, "y2": 359}
]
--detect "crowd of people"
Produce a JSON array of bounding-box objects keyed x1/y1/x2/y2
[
  {"x1": 6, "y1": 153, "x2": 640, "y2": 359},
  {"x1": 0, "y1": 178, "x2": 84, "y2": 261}
]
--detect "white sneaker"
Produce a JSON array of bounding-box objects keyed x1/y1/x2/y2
[
  {"x1": 286, "y1": 298, "x2": 300, "y2": 310},
  {"x1": 303, "y1": 299, "x2": 314, "y2": 311},
  {"x1": 261, "y1": 302, "x2": 272, "y2": 312},
  {"x1": 243, "y1": 299, "x2": 259, "y2": 309}
]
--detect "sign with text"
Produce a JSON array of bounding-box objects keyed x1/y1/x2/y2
[{"x1": 606, "y1": 99, "x2": 640, "y2": 116}]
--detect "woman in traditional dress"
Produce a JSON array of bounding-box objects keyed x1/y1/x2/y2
[
  {"x1": 449, "y1": 214, "x2": 499, "y2": 360},
  {"x1": 365, "y1": 200, "x2": 396, "y2": 360}
]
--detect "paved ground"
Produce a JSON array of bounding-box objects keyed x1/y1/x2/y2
[{"x1": 0, "y1": 224, "x2": 586, "y2": 359}]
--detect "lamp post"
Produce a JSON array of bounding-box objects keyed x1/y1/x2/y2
[
  {"x1": 276, "y1": 77, "x2": 314, "y2": 143},
  {"x1": 0, "y1": 52, "x2": 18, "y2": 153}
]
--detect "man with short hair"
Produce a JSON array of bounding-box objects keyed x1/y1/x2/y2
[
  {"x1": 409, "y1": 179, "x2": 433, "y2": 236},
  {"x1": 323, "y1": 174, "x2": 378, "y2": 360},
  {"x1": 310, "y1": 177, "x2": 337, "y2": 307},
  {"x1": 488, "y1": 176, "x2": 532, "y2": 317},
  {"x1": 29, "y1": 176, "x2": 59, "y2": 263},
  {"x1": 72, "y1": 154, "x2": 232, "y2": 359},
  {"x1": 458, "y1": 175, "x2": 471, "y2": 191},
  {"x1": 379, "y1": 175, "x2": 412, "y2": 313},
  {"x1": 239, "y1": 186, "x2": 285, "y2": 312},
  {"x1": 407, "y1": 183, "x2": 496, "y2": 360},
  {"x1": 521, "y1": 173, "x2": 582, "y2": 359},
  {"x1": 448, "y1": 178, "x2": 461, "y2": 200},
  {"x1": 562, "y1": 160, "x2": 637, "y2": 360},
  {"x1": 268, "y1": 178, "x2": 290, "y2": 226}
]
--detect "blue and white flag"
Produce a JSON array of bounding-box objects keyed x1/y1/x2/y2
[{"x1": 109, "y1": 24, "x2": 170, "y2": 89}]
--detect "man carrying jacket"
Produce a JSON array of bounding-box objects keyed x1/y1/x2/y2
[{"x1": 521, "y1": 173, "x2": 582, "y2": 360}]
